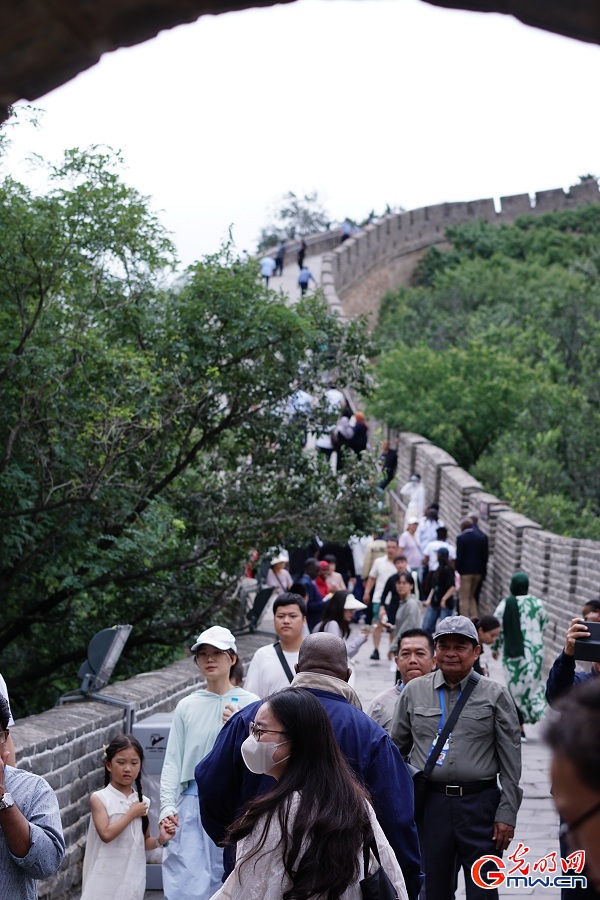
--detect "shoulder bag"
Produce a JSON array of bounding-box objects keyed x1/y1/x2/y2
[
  {"x1": 410, "y1": 671, "x2": 480, "y2": 819},
  {"x1": 360, "y1": 838, "x2": 399, "y2": 900},
  {"x1": 273, "y1": 641, "x2": 294, "y2": 684}
]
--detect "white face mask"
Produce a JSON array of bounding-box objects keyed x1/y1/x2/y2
[{"x1": 241, "y1": 734, "x2": 291, "y2": 775}]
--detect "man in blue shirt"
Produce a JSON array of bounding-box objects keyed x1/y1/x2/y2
[
  {"x1": 299, "y1": 557, "x2": 327, "y2": 632},
  {"x1": 546, "y1": 600, "x2": 600, "y2": 705},
  {"x1": 0, "y1": 696, "x2": 65, "y2": 899}
]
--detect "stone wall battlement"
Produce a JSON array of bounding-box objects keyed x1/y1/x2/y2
[
  {"x1": 391, "y1": 432, "x2": 600, "y2": 673},
  {"x1": 10, "y1": 633, "x2": 267, "y2": 899},
  {"x1": 317, "y1": 180, "x2": 600, "y2": 320}
]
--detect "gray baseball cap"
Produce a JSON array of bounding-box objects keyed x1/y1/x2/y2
[{"x1": 433, "y1": 615, "x2": 478, "y2": 644}]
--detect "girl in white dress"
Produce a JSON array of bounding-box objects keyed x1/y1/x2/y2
[{"x1": 81, "y1": 734, "x2": 173, "y2": 900}]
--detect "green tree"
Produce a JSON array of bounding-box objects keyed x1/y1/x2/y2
[
  {"x1": 371, "y1": 206, "x2": 600, "y2": 536},
  {"x1": 257, "y1": 190, "x2": 331, "y2": 250},
  {"x1": 0, "y1": 148, "x2": 376, "y2": 715},
  {"x1": 370, "y1": 342, "x2": 532, "y2": 469}
]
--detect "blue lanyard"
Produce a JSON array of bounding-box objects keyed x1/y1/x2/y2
[
  {"x1": 424, "y1": 686, "x2": 463, "y2": 767},
  {"x1": 437, "y1": 686, "x2": 462, "y2": 734}
]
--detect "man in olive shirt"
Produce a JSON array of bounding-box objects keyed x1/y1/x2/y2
[
  {"x1": 368, "y1": 628, "x2": 436, "y2": 732},
  {"x1": 391, "y1": 616, "x2": 522, "y2": 900}
]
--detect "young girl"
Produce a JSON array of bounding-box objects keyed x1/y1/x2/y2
[{"x1": 81, "y1": 734, "x2": 173, "y2": 900}]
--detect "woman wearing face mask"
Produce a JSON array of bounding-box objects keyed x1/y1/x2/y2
[
  {"x1": 209, "y1": 688, "x2": 408, "y2": 900},
  {"x1": 159, "y1": 627, "x2": 259, "y2": 900}
]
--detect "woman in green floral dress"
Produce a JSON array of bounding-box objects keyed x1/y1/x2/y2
[{"x1": 493, "y1": 571, "x2": 548, "y2": 738}]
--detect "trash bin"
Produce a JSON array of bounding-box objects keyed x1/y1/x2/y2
[{"x1": 133, "y1": 712, "x2": 173, "y2": 890}]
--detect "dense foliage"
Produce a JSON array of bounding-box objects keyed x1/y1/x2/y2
[
  {"x1": 370, "y1": 204, "x2": 600, "y2": 540},
  {"x1": 257, "y1": 191, "x2": 331, "y2": 251},
  {"x1": 0, "y1": 148, "x2": 376, "y2": 715}
]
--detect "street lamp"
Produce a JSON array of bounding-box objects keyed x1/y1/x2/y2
[{"x1": 58, "y1": 624, "x2": 136, "y2": 730}]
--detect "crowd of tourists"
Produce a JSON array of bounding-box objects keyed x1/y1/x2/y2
[{"x1": 2, "y1": 484, "x2": 600, "y2": 899}]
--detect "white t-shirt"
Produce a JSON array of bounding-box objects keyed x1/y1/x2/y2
[
  {"x1": 260, "y1": 257, "x2": 276, "y2": 276},
  {"x1": 349, "y1": 535, "x2": 370, "y2": 573},
  {"x1": 244, "y1": 644, "x2": 299, "y2": 698},
  {"x1": 368, "y1": 557, "x2": 397, "y2": 605},
  {"x1": 416, "y1": 517, "x2": 445, "y2": 550},
  {"x1": 265, "y1": 568, "x2": 293, "y2": 593},
  {"x1": 423, "y1": 539, "x2": 456, "y2": 572},
  {"x1": 0, "y1": 673, "x2": 14, "y2": 726},
  {"x1": 210, "y1": 793, "x2": 408, "y2": 900}
]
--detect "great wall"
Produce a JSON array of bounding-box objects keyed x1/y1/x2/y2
[
  {"x1": 11, "y1": 179, "x2": 600, "y2": 897},
  {"x1": 313, "y1": 179, "x2": 600, "y2": 321}
]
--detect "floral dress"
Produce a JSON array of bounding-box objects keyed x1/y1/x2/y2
[{"x1": 494, "y1": 593, "x2": 548, "y2": 723}]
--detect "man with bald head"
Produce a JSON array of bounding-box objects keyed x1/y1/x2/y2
[{"x1": 196, "y1": 632, "x2": 423, "y2": 899}]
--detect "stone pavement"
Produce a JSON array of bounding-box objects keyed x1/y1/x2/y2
[
  {"x1": 265, "y1": 251, "x2": 322, "y2": 302},
  {"x1": 145, "y1": 620, "x2": 562, "y2": 899}
]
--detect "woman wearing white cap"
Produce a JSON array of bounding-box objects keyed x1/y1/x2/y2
[
  {"x1": 159, "y1": 626, "x2": 259, "y2": 899},
  {"x1": 314, "y1": 591, "x2": 369, "y2": 659},
  {"x1": 265, "y1": 551, "x2": 293, "y2": 594}
]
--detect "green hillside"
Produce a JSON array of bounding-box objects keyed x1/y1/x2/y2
[{"x1": 370, "y1": 203, "x2": 600, "y2": 539}]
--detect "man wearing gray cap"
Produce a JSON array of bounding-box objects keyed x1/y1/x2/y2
[{"x1": 391, "y1": 615, "x2": 522, "y2": 899}]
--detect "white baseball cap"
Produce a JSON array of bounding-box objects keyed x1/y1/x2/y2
[{"x1": 191, "y1": 625, "x2": 237, "y2": 653}]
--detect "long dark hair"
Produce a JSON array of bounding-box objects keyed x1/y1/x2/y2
[
  {"x1": 473, "y1": 615, "x2": 501, "y2": 634},
  {"x1": 104, "y1": 734, "x2": 149, "y2": 836},
  {"x1": 228, "y1": 689, "x2": 372, "y2": 899},
  {"x1": 316, "y1": 590, "x2": 351, "y2": 639}
]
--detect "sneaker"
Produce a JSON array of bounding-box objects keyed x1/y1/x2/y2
[
  {"x1": 520, "y1": 734, "x2": 527, "y2": 743},
  {"x1": 370, "y1": 649, "x2": 380, "y2": 660}
]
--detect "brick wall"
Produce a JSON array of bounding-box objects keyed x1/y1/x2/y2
[
  {"x1": 394, "y1": 433, "x2": 594, "y2": 671},
  {"x1": 11, "y1": 633, "x2": 266, "y2": 899},
  {"x1": 317, "y1": 181, "x2": 600, "y2": 322}
]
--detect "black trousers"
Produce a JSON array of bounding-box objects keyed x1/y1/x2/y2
[{"x1": 418, "y1": 785, "x2": 502, "y2": 900}]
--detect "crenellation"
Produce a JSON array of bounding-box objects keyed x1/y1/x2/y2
[
  {"x1": 473, "y1": 199, "x2": 495, "y2": 221},
  {"x1": 568, "y1": 181, "x2": 600, "y2": 203},
  {"x1": 394, "y1": 432, "x2": 595, "y2": 659},
  {"x1": 534, "y1": 187, "x2": 570, "y2": 211},
  {"x1": 498, "y1": 192, "x2": 531, "y2": 218},
  {"x1": 312, "y1": 182, "x2": 600, "y2": 322}
]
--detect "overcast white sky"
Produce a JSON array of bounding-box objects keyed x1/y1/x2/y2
[{"x1": 4, "y1": 0, "x2": 600, "y2": 269}]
